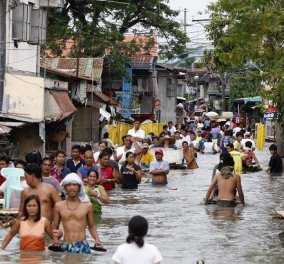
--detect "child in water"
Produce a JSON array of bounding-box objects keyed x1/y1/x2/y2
[
  {"x1": 85, "y1": 170, "x2": 110, "y2": 217},
  {"x1": 112, "y1": 215, "x2": 162, "y2": 264},
  {"x1": 1, "y1": 194, "x2": 57, "y2": 250}
]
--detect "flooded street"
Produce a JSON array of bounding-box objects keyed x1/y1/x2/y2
[{"x1": 1, "y1": 144, "x2": 284, "y2": 264}]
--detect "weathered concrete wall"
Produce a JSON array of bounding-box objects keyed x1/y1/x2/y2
[
  {"x1": 158, "y1": 77, "x2": 176, "y2": 123},
  {"x1": 140, "y1": 96, "x2": 152, "y2": 113},
  {"x1": 72, "y1": 106, "x2": 99, "y2": 144}
]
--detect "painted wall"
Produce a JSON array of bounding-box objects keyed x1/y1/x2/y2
[{"x1": 4, "y1": 73, "x2": 44, "y2": 120}]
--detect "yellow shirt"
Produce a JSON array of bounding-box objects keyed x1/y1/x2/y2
[
  {"x1": 230, "y1": 150, "x2": 243, "y2": 174},
  {"x1": 196, "y1": 136, "x2": 202, "y2": 142},
  {"x1": 140, "y1": 151, "x2": 155, "y2": 168}
]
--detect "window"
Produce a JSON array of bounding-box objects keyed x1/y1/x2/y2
[
  {"x1": 12, "y1": 3, "x2": 47, "y2": 45},
  {"x1": 166, "y1": 78, "x2": 176, "y2": 97}
]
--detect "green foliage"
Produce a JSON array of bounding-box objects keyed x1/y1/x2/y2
[
  {"x1": 45, "y1": 0, "x2": 189, "y2": 76},
  {"x1": 205, "y1": 0, "x2": 284, "y2": 134}
]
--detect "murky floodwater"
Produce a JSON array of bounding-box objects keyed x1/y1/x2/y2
[{"x1": 1, "y1": 144, "x2": 284, "y2": 264}]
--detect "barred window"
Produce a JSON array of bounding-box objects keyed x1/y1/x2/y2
[{"x1": 166, "y1": 78, "x2": 176, "y2": 97}]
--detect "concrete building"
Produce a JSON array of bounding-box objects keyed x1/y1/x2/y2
[{"x1": 0, "y1": 0, "x2": 65, "y2": 159}]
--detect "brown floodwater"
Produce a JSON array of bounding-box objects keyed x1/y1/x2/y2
[{"x1": 1, "y1": 144, "x2": 284, "y2": 264}]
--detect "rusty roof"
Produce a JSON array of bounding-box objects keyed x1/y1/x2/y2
[{"x1": 41, "y1": 58, "x2": 104, "y2": 81}]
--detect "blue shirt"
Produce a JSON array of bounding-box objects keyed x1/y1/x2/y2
[
  {"x1": 77, "y1": 165, "x2": 99, "y2": 179},
  {"x1": 149, "y1": 160, "x2": 170, "y2": 173},
  {"x1": 66, "y1": 158, "x2": 84, "y2": 173}
]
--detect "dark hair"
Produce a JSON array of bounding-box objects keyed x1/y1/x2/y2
[
  {"x1": 99, "y1": 141, "x2": 108, "y2": 147},
  {"x1": 126, "y1": 215, "x2": 148, "y2": 248},
  {"x1": 55, "y1": 150, "x2": 66, "y2": 157},
  {"x1": 0, "y1": 155, "x2": 10, "y2": 164},
  {"x1": 163, "y1": 125, "x2": 168, "y2": 129},
  {"x1": 24, "y1": 163, "x2": 42, "y2": 179},
  {"x1": 236, "y1": 132, "x2": 243, "y2": 138},
  {"x1": 14, "y1": 159, "x2": 27, "y2": 168},
  {"x1": 103, "y1": 132, "x2": 109, "y2": 139},
  {"x1": 126, "y1": 151, "x2": 134, "y2": 159},
  {"x1": 84, "y1": 144, "x2": 92, "y2": 151},
  {"x1": 227, "y1": 143, "x2": 234, "y2": 149},
  {"x1": 22, "y1": 194, "x2": 41, "y2": 222},
  {"x1": 245, "y1": 141, "x2": 253, "y2": 149},
  {"x1": 87, "y1": 169, "x2": 99, "y2": 178},
  {"x1": 40, "y1": 157, "x2": 53, "y2": 165},
  {"x1": 71, "y1": 144, "x2": 81, "y2": 151},
  {"x1": 224, "y1": 130, "x2": 230, "y2": 136},
  {"x1": 207, "y1": 137, "x2": 213, "y2": 142},
  {"x1": 182, "y1": 141, "x2": 189, "y2": 146},
  {"x1": 269, "y1": 144, "x2": 277, "y2": 151},
  {"x1": 98, "y1": 151, "x2": 111, "y2": 160},
  {"x1": 218, "y1": 152, "x2": 235, "y2": 171},
  {"x1": 168, "y1": 121, "x2": 173, "y2": 125},
  {"x1": 102, "y1": 147, "x2": 113, "y2": 156}
]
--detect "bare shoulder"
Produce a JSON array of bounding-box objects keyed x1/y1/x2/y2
[{"x1": 55, "y1": 200, "x2": 65, "y2": 208}]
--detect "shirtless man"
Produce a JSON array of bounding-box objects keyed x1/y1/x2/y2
[
  {"x1": 203, "y1": 158, "x2": 245, "y2": 207},
  {"x1": 19, "y1": 163, "x2": 61, "y2": 222},
  {"x1": 52, "y1": 173, "x2": 103, "y2": 254},
  {"x1": 149, "y1": 149, "x2": 169, "y2": 185}
]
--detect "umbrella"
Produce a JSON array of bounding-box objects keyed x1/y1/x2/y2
[{"x1": 205, "y1": 111, "x2": 219, "y2": 117}]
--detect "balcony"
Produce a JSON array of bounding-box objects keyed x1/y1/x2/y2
[{"x1": 39, "y1": 0, "x2": 65, "y2": 8}]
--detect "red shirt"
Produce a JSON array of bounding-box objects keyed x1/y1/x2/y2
[
  {"x1": 0, "y1": 175, "x2": 6, "y2": 186},
  {"x1": 100, "y1": 166, "x2": 114, "y2": 191}
]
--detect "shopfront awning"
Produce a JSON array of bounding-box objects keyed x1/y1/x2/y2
[
  {"x1": 234, "y1": 96, "x2": 262, "y2": 104},
  {"x1": 44, "y1": 91, "x2": 77, "y2": 122}
]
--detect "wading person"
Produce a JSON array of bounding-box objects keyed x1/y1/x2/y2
[
  {"x1": 266, "y1": 144, "x2": 283, "y2": 174},
  {"x1": 149, "y1": 149, "x2": 169, "y2": 185},
  {"x1": 85, "y1": 170, "x2": 110, "y2": 220},
  {"x1": 19, "y1": 164, "x2": 61, "y2": 222},
  {"x1": 137, "y1": 143, "x2": 154, "y2": 169},
  {"x1": 98, "y1": 152, "x2": 118, "y2": 191},
  {"x1": 50, "y1": 151, "x2": 71, "y2": 183},
  {"x1": 112, "y1": 215, "x2": 162, "y2": 264},
  {"x1": 66, "y1": 145, "x2": 84, "y2": 173},
  {"x1": 77, "y1": 150, "x2": 99, "y2": 180},
  {"x1": 41, "y1": 157, "x2": 62, "y2": 194},
  {"x1": 127, "y1": 120, "x2": 145, "y2": 143},
  {"x1": 120, "y1": 152, "x2": 142, "y2": 189},
  {"x1": 202, "y1": 153, "x2": 245, "y2": 207},
  {"x1": 182, "y1": 141, "x2": 199, "y2": 169},
  {"x1": 1, "y1": 195, "x2": 56, "y2": 250},
  {"x1": 52, "y1": 173, "x2": 104, "y2": 254}
]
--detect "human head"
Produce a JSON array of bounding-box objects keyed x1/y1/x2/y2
[
  {"x1": 98, "y1": 141, "x2": 108, "y2": 152},
  {"x1": 24, "y1": 163, "x2": 42, "y2": 186},
  {"x1": 155, "y1": 148, "x2": 163, "y2": 161},
  {"x1": 236, "y1": 132, "x2": 243, "y2": 141},
  {"x1": 163, "y1": 125, "x2": 168, "y2": 131},
  {"x1": 71, "y1": 145, "x2": 81, "y2": 159},
  {"x1": 102, "y1": 147, "x2": 113, "y2": 157},
  {"x1": 55, "y1": 150, "x2": 66, "y2": 166},
  {"x1": 269, "y1": 144, "x2": 277, "y2": 154},
  {"x1": 14, "y1": 159, "x2": 27, "y2": 169},
  {"x1": 226, "y1": 143, "x2": 234, "y2": 152},
  {"x1": 40, "y1": 157, "x2": 53, "y2": 176},
  {"x1": 218, "y1": 152, "x2": 235, "y2": 171},
  {"x1": 84, "y1": 150, "x2": 94, "y2": 166},
  {"x1": 22, "y1": 194, "x2": 41, "y2": 222},
  {"x1": 98, "y1": 151, "x2": 110, "y2": 167},
  {"x1": 189, "y1": 132, "x2": 195, "y2": 141},
  {"x1": 244, "y1": 131, "x2": 251, "y2": 138},
  {"x1": 174, "y1": 131, "x2": 180, "y2": 140},
  {"x1": 126, "y1": 215, "x2": 148, "y2": 248},
  {"x1": 152, "y1": 136, "x2": 159, "y2": 145},
  {"x1": 124, "y1": 135, "x2": 132, "y2": 148},
  {"x1": 245, "y1": 141, "x2": 253, "y2": 151},
  {"x1": 133, "y1": 120, "x2": 141, "y2": 130},
  {"x1": 87, "y1": 170, "x2": 99, "y2": 185},
  {"x1": 0, "y1": 155, "x2": 10, "y2": 170},
  {"x1": 142, "y1": 143, "x2": 149, "y2": 154},
  {"x1": 125, "y1": 151, "x2": 135, "y2": 164},
  {"x1": 224, "y1": 130, "x2": 230, "y2": 137},
  {"x1": 168, "y1": 121, "x2": 173, "y2": 128},
  {"x1": 182, "y1": 141, "x2": 189, "y2": 150}
]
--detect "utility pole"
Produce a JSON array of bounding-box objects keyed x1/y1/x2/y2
[
  {"x1": 0, "y1": 0, "x2": 6, "y2": 111},
  {"x1": 183, "y1": 9, "x2": 192, "y2": 33}
]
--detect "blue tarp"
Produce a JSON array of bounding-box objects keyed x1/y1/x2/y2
[{"x1": 234, "y1": 96, "x2": 262, "y2": 104}]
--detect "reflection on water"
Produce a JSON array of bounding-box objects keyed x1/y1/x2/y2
[{"x1": 1, "y1": 144, "x2": 284, "y2": 264}]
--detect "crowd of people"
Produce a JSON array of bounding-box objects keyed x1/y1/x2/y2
[{"x1": 0, "y1": 115, "x2": 283, "y2": 263}]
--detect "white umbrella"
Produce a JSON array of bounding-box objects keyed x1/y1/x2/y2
[{"x1": 205, "y1": 111, "x2": 219, "y2": 117}]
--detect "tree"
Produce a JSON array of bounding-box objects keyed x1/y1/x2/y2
[
  {"x1": 45, "y1": 0, "x2": 189, "y2": 72},
  {"x1": 205, "y1": 0, "x2": 284, "y2": 133}
]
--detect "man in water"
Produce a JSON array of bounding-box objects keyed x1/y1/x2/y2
[
  {"x1": 202, "y1": 153, "x2": 245, "y2": 207},
  {"x1": 66, "y1": 145, "x2": 84, "y2": 173},
  {"x1": 127, "y1": 120, "x2": 145, "y2": 143},
  {"x1": 266, "y1": 144, "x2": 283, "y2": 174},
  {"x1": 52, "y1": 173, "x2": 104, "y2": 254},
  {"x1": 149, "y1": 149, "x2": 169, "y2": 185},
  {"x1": 19, "y1": 164, "x2": 61, "y2": 222},
  {"x1": 77, "y1": 150, "x2": 99, "y2": 180}
]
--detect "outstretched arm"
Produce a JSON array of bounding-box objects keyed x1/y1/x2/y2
[{"x1": 87, "y1": 204, "x2": 102, "y2": 245}]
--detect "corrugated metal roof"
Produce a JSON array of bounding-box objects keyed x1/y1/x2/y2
[
  {"x1": 42, "y1": 58, "x2": 104, "y2": 81},
  {"x1": 130, "y1": 55, "x2": 156, "y2": 69}
]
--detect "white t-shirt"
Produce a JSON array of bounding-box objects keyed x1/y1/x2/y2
[
  {"x1": 241, "y1": 139, "x2": 255, "y2": 150},
  {"x1": 112, "y1": 242, "x2": 162, "y2": 264},
  {"x1": 0, "y1": 180, "x2": 28, "y2": 208},
  {"x1": 127, "y1": 128, "x2": 145, "y2": 140},
  {"x1": 175, "y1": 139, "x2": 183, "y2": 149},
  {"x1": 168, "y1": 126, "x2": 176, "y2": 135},
  {"x1": 116, "y1": 146, "x2": 135, "y2": 164}
]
